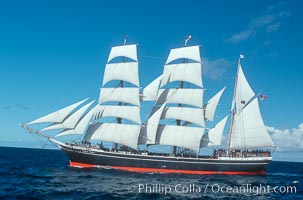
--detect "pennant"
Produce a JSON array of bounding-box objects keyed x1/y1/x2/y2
[
  {"x1": 124, "y1": 34, "x2": 128, "y2": 45},
  {"x1": 259, "y1": 94, "x2": 268, "y2": 101},
  {"x1": 184, "y1": 35, "x2": 192, "y2": 46}
]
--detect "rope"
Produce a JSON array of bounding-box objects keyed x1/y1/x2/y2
[{"x1": 31, "y1": 73, "x2": 101, "y2": 118}]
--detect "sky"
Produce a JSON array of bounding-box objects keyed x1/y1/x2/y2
[{"x1": 0, "y1": 0, "x2": 302, "y2": 162}]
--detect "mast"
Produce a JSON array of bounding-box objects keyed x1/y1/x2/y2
[
  {"x1": 88, "y1": 36, "x2": 141, "y2": 150},
  {"x1": 139, "y1": 37, "x2": 228, "y2": 154},
  {"x1": 173, "y1": 79, "x2": 184, "y2": 155},
  {"x1": 141, "y1": 36, "x2": 205, "y2": 153},
  {"x1": 173, "y1": 37, "x2": 189, "y2": 155},
  {"x1": 227, "y1": 55, "x2": 242, "y2": 152},
  {"x1": 115, "y1": 35, "x2": 127, "y2": 150}
]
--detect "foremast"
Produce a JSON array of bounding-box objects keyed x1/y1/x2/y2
[
  {"x1": 21, "y1": 37, "x2": 141, "y2": 150},
  {"x1": 116, "y1": 35, "x2": 128, "y2": 149},
  {"x1": 85, "y1": 36, "x2": 141, "y2": 150}
]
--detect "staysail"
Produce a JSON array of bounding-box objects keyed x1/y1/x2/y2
[
  {"x1": 42, "y1": 100, "x2": 95, "y2": 131},
  {"x1": 204, "y1": 87, "x2": 226, "y2": 121},
  {"x1": 142, "y1": 75, "x2": 163, "y2": 101},
  {"x1": 27, "y1": 98, "x2": 89, "y2": 125},
  {"x1": 25, "y1": 98, "x2": 96, "y2": 137},
  {"x1": 200, "y1": 116, "x2": 228, "y2": 147},
  {"x1": 55, "y1": 105, "x2": 97, "y2": 137}
]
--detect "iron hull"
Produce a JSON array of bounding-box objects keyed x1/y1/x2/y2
[{"x1": 61, "y1": 145, "x2": 271, "y2": 175}]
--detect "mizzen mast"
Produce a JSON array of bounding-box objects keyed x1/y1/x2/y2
[{"x1": 227, "y1": 54, "x2": 243, "y2": 152}]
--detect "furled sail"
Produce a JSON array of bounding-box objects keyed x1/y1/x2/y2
[
  {"x1": 27, "y1": 98, "x2": 89, "y2": 125},
  {"x1": 204, "y1": 87, "x2": 226, "y2": 121}
]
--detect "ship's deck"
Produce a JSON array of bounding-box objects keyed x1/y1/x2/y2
[{"x1": 60, "y1": 143, "x2": 272, "y2": 162}]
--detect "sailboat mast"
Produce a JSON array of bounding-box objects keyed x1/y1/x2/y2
[
  {"x1": 227, "y1": 55, "x2": 242, "y2": 152},
  {"x1": 117, "y1": 80, "x2": 124, "y2": 123},
  {"x1": 173, "y1": 80, "x2": 184, "y2": 155},
  {"x1": 115, "y1": 36, "x2": 127, "y2": 150},
  {"x1": 173, "y1": 38, "x2": 189, "y2": 155}
]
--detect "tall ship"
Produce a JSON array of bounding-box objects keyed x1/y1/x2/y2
[{"x1": 21, "y1": 36, "x2": 276, "y2": 175}]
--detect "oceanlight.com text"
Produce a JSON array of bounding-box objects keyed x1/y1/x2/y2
[{"x1": 128, "y1": 183, "x2": 297, "y2": 196}]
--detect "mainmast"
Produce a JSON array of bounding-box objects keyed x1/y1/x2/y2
[
  {"x1": 173, "y1": 36, "x2": 191, "y2": 155},
  {"x1": 140, "y1": 36, "x2": 205, "y2": 153},
  {"x1": 140, "y1": 36, "x2": 228, "y2": 154}
]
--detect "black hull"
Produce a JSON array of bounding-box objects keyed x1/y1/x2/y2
[{"x1": 61, "y1": 145, "x2": 271, "y2": 175}]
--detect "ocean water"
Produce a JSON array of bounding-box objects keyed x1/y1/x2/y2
[{"x1": 0, "y1": 147, "x2": 302, "y2": 199}]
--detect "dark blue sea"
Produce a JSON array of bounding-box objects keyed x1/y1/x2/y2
[{"x1": 0, "y1": 147, "x2": 302, "y2": 199}]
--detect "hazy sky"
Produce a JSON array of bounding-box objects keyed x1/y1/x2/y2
[{"x1": 0, "y1": 0, "x2": 302, "y2": 161}]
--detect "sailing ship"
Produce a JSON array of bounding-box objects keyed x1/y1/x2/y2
[{"x1": 21, "y1": 36, "x2": 276, "y2": 175}]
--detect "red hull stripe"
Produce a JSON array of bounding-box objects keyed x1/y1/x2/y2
[{"x1": 69, "y1": 161, "x2": 266, "y2": 175}]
